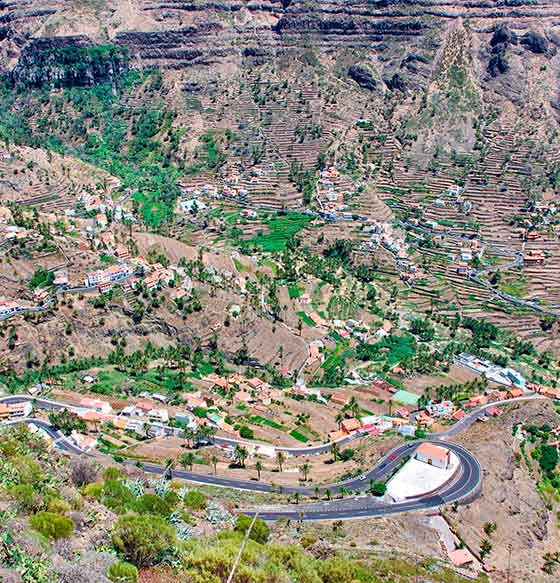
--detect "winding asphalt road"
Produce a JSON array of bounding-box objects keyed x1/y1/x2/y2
[{"x1": 0, "y1": 394, "x2": 541, "y2": 520}]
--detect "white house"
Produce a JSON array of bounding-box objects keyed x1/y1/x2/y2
[{"x1": 415, "y1": 443, "x2": 450, "y2": 470}]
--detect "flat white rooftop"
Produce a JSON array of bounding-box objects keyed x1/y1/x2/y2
[{"x1": 387, "y1": 451, "x2": 459, "y2": 502}]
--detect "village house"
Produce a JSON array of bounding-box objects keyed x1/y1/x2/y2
[
  {"x1": 523, "y1": 249, "x2": 545, "y2": 264},
  {"x1": 130, "y1": 402, "x2": 152, "y2": 416},
  {"x1": 330, "y1": 393, "x2": 350, "y2": 407},
  {"x1": 537, "y1": 386, "x2": 560, "y2": 400},
  {"x1": 241, "y1": 209, "x2": 257, "y2": 219},
  {"x1": 95, "y1": 213, "x2": 108, "y2": 228},
  {"x1": 464, "y1": 394, "x2": 488, "y2": 408},
  {"x1": 308, "y1": 340, "x2": 324, "y2": 364},
  {"x1": 112, "y1": 417, "x2": 129, "y2": 431},
  {"x1": 183, "y1": 392, "x2": 207, "y2": 410},
  {"x1": 53, "y1": 270, "x2": 69, "y2": 287},
  {"x1": 33, "y1": 288, "x2": 50, "y2": 304},
  {"x1": 455, "y1": 262, "x2": 469, "y2": 276},
  {"x1": 147, "y1": 408, "x2": 169, "y2": 423},
  {"x1": 70, "y1": 431, "x2": 97, "y2": 451},
  {"x1": 114, "y1": 244, "x2": 130, "y2": 260},
  {"x1": 485, "y1": 406, "x2": 503, "y2": 417},
  {"x1": 452, "y1": 409, "x2": 466, "y2": 421},
  {"x1": 425, "y1": 401, "x2": 455, "y2": 418},
  {"x1": 395, "y1": 407, "x2": 409, "y2": 419},
  {"x1": 341, "y1": 418, "x2": 362, "y2": 434},
  {"x1": 80, "y1": 410, "x2": 108, "y2": 430},
  {"x1": 299, "y1": 293, "x2": 312, "y2": 305},
  {"x1": 0, "y1": 401, "x2": 32, "y2": 420},
  {"x1": 85, "y1": 263, "x2": 132, "y2": 288},
  {"x1": 398, "y1": 425, "x2": 417, "y2": 437},
  {"x1": 0, "y1": 206, "x2": 12, "y2": 223},
  {"x1": 99, "y1": 231, "x2": 115, "y2": 248},
  {"x1": 415, "y1": 411, "x2": 435, "y2": 427},
  {"x1": 415, "y1": 443, "x2": 451, "y2": 469},
  {"x1": 371, "y1": 378, "x2": 397, "y2": 394},
  {"x1": 80, "y1": 397, "x2": 113, "y2": 415},
  {"x1": 488, "y1": 389, "x2": 507, "y2": 402},
  {"x1": 449, "y1": 549, "x2": 474, "y2": 568},
  {"x1": 205, "y1": 373, "x2": 232, "y2": 391}
]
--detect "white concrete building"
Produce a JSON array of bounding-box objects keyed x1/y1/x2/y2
[{"x1": 415, "y1": 443, "x2": 451, "y2": 469}]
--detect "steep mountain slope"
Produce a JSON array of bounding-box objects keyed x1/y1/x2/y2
[{"x1": 0, "y1": 1, "x2": 559, "y2": 350}]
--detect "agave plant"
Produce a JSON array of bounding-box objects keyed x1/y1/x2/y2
[
  {"x1": 169, "y1": 511, "x2": 195, "y2": 541},
  {"x1": 206, "y1": 502, "x2": 234, "y2": 528},
  {"x1": 124, "y1": 478, "x2": 144, "y2": 497},
  {"x1": 149, "y1": 478, "x2": 170, "y2": 498}
]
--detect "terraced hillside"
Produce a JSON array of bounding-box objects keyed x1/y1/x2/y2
[{"x1": 0, "y1": 2, "x2": 559, "y2": 313}]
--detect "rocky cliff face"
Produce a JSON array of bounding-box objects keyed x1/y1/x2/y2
[
  {"x1": 0, "y1": 0, "x2": 559, "y2": 182},
  {"x1": 9, "y1": 36, "x2": 129, "y2": 89}
]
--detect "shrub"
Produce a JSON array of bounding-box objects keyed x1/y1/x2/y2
[
  {"x1": 234, "y1": 515, "x2": 270, "y2": 544},
  {"x1": 107, "y1": 561, "x2": 139, "y2": 583},
  {"x1": 369, "y1": 481, "x2": 387, "y2": 496},
  {"x1": 133, "y1": 494, "x2": 173, "y2": 517},
  {"x1": 47, "y1": 498, "x2": 71, "y2": 514},
  {"x1": 9, "y1": 484, "x2": 42, "y2": 512},
  {"x1": 102, "y1": 479, "x2": 135, "y2": 512},
  {"x1": 71, "y1": 459, "x2": 98, "y2": 486},
  {"x1": 183, "y1": 490, "x2": 207, "y2": 511},
  {"x1": 12, "y1": 456, "x2": 45, "y2": 486},
  {"x1": 239, "y1": 425, "x2": 254, "y2": 440},
  {"x1": 111, "y1": 514, "x2": 176, "y2": 567},
  {"x1": 82, "y1": 482, "x2": 104, "y2": 500},
  {"x1": 300, "y1": 532, "x2": 318, "y2": 548},
  {"x1": 104, "y1": 467, "x2": 124, "y2": 481},
  {"x1": 29, "y1": 511, "x2": 75, "y2": 540},
  {"x1": 340, "y1": 448, "x2": 355, "y2": 461}
]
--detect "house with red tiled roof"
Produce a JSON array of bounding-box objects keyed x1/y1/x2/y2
[
  {"x1": 331, "y1": 393, "x2": 350, "y2": 407},
  {"x1": 452, "y1": 409, "x2": 466, "y2": 421},
  {"x1": 235, "y1": 391, "x2": 253, "y2": 403},
  {"x1": 415, "y1": 443, "x2": 450, "y2": 469},
  {"x1": 539, "y1": 386, "x2": 560, "y2": 399},
  {"x1": 449, "y1": 549, "x2": 474, "y2": 567},
  {"x1": 486, "y1": 406, "x2": 503, "y2": 417},
  {"x1": 464, "y1": 394, "x2": 488, "y2": 408},
  {"x1": 206, "y1": 374, "x2": 231, "y2": 391},
  {"x1": 488, "y1": 390, "x2": 507, "y2": 402},
  {"x1": 341, "y1": 418, "x2": 362, "y2": 434},
  {"x1": 80, "y1": 397, "x2": 112, "y2": 415}
]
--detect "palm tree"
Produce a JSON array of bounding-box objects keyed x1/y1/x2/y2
[
  {"x1": 293, "y1": 491, "x2": 300, "y2": 505},
  {"x1": 314, "y1": 486, "x2": 321, "y2": 499},
  {"x1": 164, "y1": 458, "x2": 175, "y2": 480},
  {"x1": 347, "y1": 396, "x2": 360, "y2": 418},
  {"x1": 339, "y1": 486, "x2": 350, "y2": 499},
  {"x1": 234, "y1": 445, "x2": 248, "y2": 468},
  {"x1": 300, "y1": 463, "x2": 311, "y2": 482},
  {"x1": 255, "y1": 460, "x2": 263, "y2": 481},
  {"x1": 335, "y1": 411, "x2": 345, "y2": 429},
  {"x1": 180, "y1": 452, "x2": 195, "y2": 471},
  {"x1": 211, "y1": 454, "x2": 218, "y2": 475},
  {"x1": 330, "y1": 442, "x2": 341, "y2": 462},
  {"x1": 182, "y1": 427, "x2": 195, "y2": 448},
  {"x1": 325, "y1": 489, "x2": 332, "y2": 501},
  {"x1": 196, "y1": 424, "x2": 216, "y2": 444},
  {"x1": 276, "y1": 451, "x2": 285, "y2": 472}
]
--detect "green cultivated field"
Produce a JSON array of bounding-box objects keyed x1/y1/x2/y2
[{"x1": 247, "y1": 213, "x2": 311, "y2": 252}]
